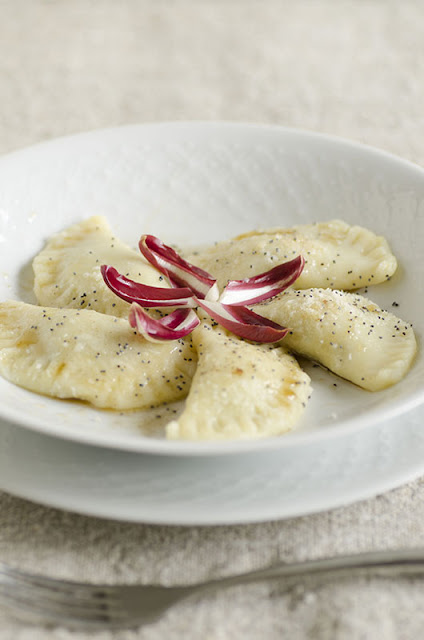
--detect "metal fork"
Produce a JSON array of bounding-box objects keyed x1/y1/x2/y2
[{"x1": 1, "y1": 549, "x2": 424, "y2": 630}]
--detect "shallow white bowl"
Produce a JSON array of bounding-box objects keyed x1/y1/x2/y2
[{"x1": 0, "y1": 123, "x2": 422, "y2": 455}]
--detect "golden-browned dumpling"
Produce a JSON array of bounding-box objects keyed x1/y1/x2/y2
[
  {"x1": 166, "y1": 323, "x2": 311, "y2": 440},
  {"x1": 33, "y1": 216, "x2": 167, "y2": 317},
  {"x1": 258, "y1": 288, "x2": 416, "y2": 391},
  {"x1": 0, "y1": 301, "x2": 196, "y2": 410},
  {"x1": 189, "y1": 220, "x2": 397, "y2": 291}
]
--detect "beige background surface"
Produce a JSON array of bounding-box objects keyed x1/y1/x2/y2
[{"x1": 1, "y1": 1, "x2": 424, "y2": 639}]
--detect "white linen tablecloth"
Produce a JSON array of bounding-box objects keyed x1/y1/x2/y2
[{"x1": 1, "y1": 2, "x2": 424, "y2": 638}]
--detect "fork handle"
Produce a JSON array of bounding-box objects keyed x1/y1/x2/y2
[{"x1": 205, "y1": 549, "x2": 424, "y2": 591}]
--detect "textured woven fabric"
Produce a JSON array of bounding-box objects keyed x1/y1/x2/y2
[{"x1": 1, "y1": 2, "x2": 424, "y2": 638}]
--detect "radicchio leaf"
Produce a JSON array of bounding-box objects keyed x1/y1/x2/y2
[
  {"x1": 129, "y1": 304, "x2": 200, "y2": 342},
  {"x1": 102, "y1": 234, "x2": 303, "y2": 344},
  {"x1": 101, "y1": 265, "x2": 195, "y2": 307},
  {"x1": 196, "y1": 299, "x2": 289, "y2": 343},
  {"x1": 139, "y1": 235, "x2": 219, "y2": 301},
  {"x1": 219, "y1": 255, "x2": 305, "y2": 306}
]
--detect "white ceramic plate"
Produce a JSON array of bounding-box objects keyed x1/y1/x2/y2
[
  {"x1": 0, "y1": 403, "x2": 424, "y2": 524},
  {"x1": 0, "y1": 123, "x2": 423, "y2": 455}
]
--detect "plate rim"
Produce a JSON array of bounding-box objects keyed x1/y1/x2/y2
[{"x1": 0, "y1": 402, "x2": 424, "y2": 525}]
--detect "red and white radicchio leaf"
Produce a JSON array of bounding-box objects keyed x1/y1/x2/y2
[
  {"x1": 219, "y1": 255, "x2": 305, "y2": 306},
  {"x1": 139, "y1": 235, "x2": 219, "y2": 301},
  {"x1": 101, "y1": 265, "x2": 196, "y2": 307},
  {"x1": 129, "y1": 304, "x2": 200, "y2": 343},
  {"x1": 196, "y1": 300, "x2": 289, "y2": 343}
]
